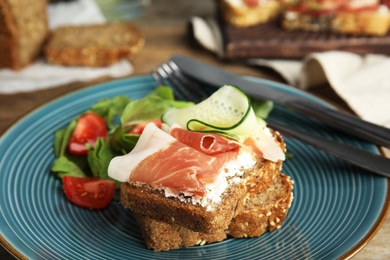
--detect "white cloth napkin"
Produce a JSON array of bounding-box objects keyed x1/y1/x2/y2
[
  {"x1": 0, "y1": 0, "x2": 133, "y2": 94},
  {"x1": 191, "y1": 17, "x2": 390, "y2": 129}
]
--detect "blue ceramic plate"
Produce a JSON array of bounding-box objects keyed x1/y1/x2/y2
[{"x1": 1, "y1": 75, "x2": 388, "y2": 260}]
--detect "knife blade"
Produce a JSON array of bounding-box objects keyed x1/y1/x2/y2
[
  {"x1": 171, "y1": 55, "x2": 390, "y2": 148},
  {"x1": 269, "y1": 120, "x2": 390, "y2": 178}
]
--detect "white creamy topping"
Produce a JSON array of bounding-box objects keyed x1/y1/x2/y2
[
  {"x1": 201, "y1": 150, "x2": 257, "y2": 205},
  {"x1": 163, "y1": 149, "x2": 257, "y2": 210}
]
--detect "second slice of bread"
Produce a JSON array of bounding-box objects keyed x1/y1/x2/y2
[
  {"x1": 44, "y1": 22, "x2": 144, "y2": 67},
  {"x1": 133, "y1": 213, "x2": 228, "y2": 252},
  {"x1": 0, "y1": 0, "x2": 48, "y2": 70},
  {"x1": 121, "y1": 170, "x2": 249, "y2": 234},
  {"x1": 134, "y1": 173, "x2": 294, "y2": 251},
  {"x1": 120, "y1": 131, "x2": 286, "y2": 235},
  {"x1": 228, "y1": 173, "x2": 294, "y2": 238}
]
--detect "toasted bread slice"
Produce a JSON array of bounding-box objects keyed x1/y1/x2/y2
[
  {"x1": 134, "y1": 173, "x2": 294, "y2": 251},
  {"x1": 332, "y1": 10, "x2": 390, "y2": 36},
  {"x1": 121, "y1": 180, "x2": 248, "y2": 234},
  {"x1": 44, "y1": 22, "x2": 144, "y2": 67},
  {"x1": 133, "y1": 214, "x2": 228, "y2": 252},
  {"x1": 218, "y1": 0, "x2": 282, "y2": 27},
  {"x1": 282, "y1": 6, "x2": 390, "y2": 36},
  {"x1": 120, "y1": 131, "x2": 285, "y2": 234},
  {"x1": 0, "y1": 0, "x2": 48, "y2": 70},
  {"x1": 246, "y1": 131, "x2": 285, "y2": 194},
  {"x1": 228, "y1": 173, "x2": 294, "y2": 237}
]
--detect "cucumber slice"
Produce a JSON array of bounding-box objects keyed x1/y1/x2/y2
[
  {"x1": 162, "y1": 84, "x2": 285, "y2": 162},
  {"x1": 162, "y1": 85, "x2": 265, "y2": 139}
]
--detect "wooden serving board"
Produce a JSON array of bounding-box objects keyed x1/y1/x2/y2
[{"x1": 220, "y1": 20, "x2": 390, "y2": 59}]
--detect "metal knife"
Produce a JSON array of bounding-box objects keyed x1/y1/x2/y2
[
  {"x1": 269, "y1": 120, "x2": 390, "y2": 178},
  {"x1": 171, "y1": 55, "x2": 390, "y2": 148}
]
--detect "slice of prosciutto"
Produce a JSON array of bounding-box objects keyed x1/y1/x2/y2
[
  {"x1": 108, "y1": 123, "x2": 238, "y2": 197},
  {"x1": 169, "y1": 126, "x2": 240, "y2": 155}
]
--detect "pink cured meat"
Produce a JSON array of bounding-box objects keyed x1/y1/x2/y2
[
  {"x1": 170, "y1": 127, "x2": 240, "y2": 155},
  {"x1": 129, "y1": 129, "x2": 239, "y2": 197}
]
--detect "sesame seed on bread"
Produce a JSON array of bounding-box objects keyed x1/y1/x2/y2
[
  {"x1": 133, "y1": 173, "x2": 294, "y2": 251},
  {"x1": 121, "y1": 132, "x2": 291, "y2": 251},
  {"x1": 120, "y1": 131, "x2": 286, "y2": 235},
  {"x1": 228, "y1": 173, "x2": 294, "y2": 238}
]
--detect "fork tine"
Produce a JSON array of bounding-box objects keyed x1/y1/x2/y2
[
  {"x1": 160, "y1": 63, "x2": 194, "y2": 102},
  {"x1": 150, "y1": 70, "x2": 164, "y2": 85},
  {"x1": 151, "y1": 69, "x2": 186, "y2": 99},
  {"x1": 151, "y1": 61, "x2": 209, "y2": 103},
  {"x1": 151, "y1": 64, "x2": 192, "y2": 102},
  {"x1": 168, "y1": 61, "x2": 209, "y2": 102}
]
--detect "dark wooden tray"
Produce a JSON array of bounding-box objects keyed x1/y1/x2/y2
[{"x1": 221, "y1": 20, "x2": 390, "y2": 59}]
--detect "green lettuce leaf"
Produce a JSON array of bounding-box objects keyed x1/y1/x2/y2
[
  {"x1": 252, "y1": 99, "x2": 274, "y2": 119},
  {"x1": 121, "y1": 86, "x2": 193, "y2": 125},
  {"x1": 53, "y1": 119, "x2": 77, "y2": 157},
  {"x1": 51, "y1": 155, "x2": 89, "y2": 179},
  {"x1": 87, "y1": 138, "x2": 120, "y2": 187},
  {"x1": 109, "y1": 126, "x2": 140, "y2": 154},
  {"x1": 90, "y1": 95, "x2": 131, "y2": 129}
]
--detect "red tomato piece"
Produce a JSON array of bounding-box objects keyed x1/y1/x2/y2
[
  {"x1": 244, "y1": 0, "x2": 259, "y2": 6},
  {"x1": 63, "y1": 176, "x2": 116, "y2": 209},
  {"x1": 68, "y1": 112, "x2": 107, "y2": 155},
  {"x1": 383, "y1": 0, "x2": 390, "y2": 8},
  {"x1": 129, "y1": 119, "x2": 162, "y2": 135}
]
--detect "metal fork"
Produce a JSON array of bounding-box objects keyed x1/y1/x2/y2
[
  {"x1": 151, "y1": 61, "x2": 390, "y2": 178},
  {"x1": 151, "y1": 61, "x2": 208, "y2": 103}
]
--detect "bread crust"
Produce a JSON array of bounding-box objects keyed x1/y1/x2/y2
[
  {"x1": 246, "y1": 131, "x2": 285, "y2": 194},
  {"x1": 134, "y1": 213, "x2": 227, "y2": 251},
  {"x1": 0, "y1": 0, "x2": 48, "y2": 70},
  {"x1": 218, "y1": 0, "x2": 390, "y2": 35},
  {"x1": 134, "y1": 173, "x2": 294, "y2": 251},
  {"x1": 332, "y1": 11, "x2": 390, "y2": 36},
  {"x1": 119, "y1": 129, "x2": 288, "y2": 251},
  {"x1": 228, "y1": 173, "x2": 294, "y2": 237},
  {"x1": 121, "y1": 174, "x2": 248, "y2": 234},
  {"x1": 120, "y1": 131, "x2": 286, "y2": 234},
  {"x1": 44, "y1": 22, "x2": 145, "y2": 67},
  {"x1": 282, "y1": 9, "x2": 390, "y2": 36}
]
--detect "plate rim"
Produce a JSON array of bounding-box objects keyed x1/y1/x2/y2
[
  {"x1": 0, "y1": 74, "x2": 389, "y2": 259},
  {"x1": 246, "y1": 76, "x2": 390, "y2": 259},
  {"x1": 341, "y1": 182, "x2": 390, "y2": 259}
]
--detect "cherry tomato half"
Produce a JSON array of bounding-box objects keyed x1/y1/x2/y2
[
  {"x1": 68, "y1": 112, "x2": 107, "y2": 155},
  {"x1": 129, "y1": 119, "x2": 162, "y2": 135},
  {"x1": 63, "y1": 176, "x2": 116, "y2": 209}
]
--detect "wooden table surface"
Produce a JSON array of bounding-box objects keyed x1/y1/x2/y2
[{"x1": 1, "y1": 1, "x2": 389, "y2": 259}]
